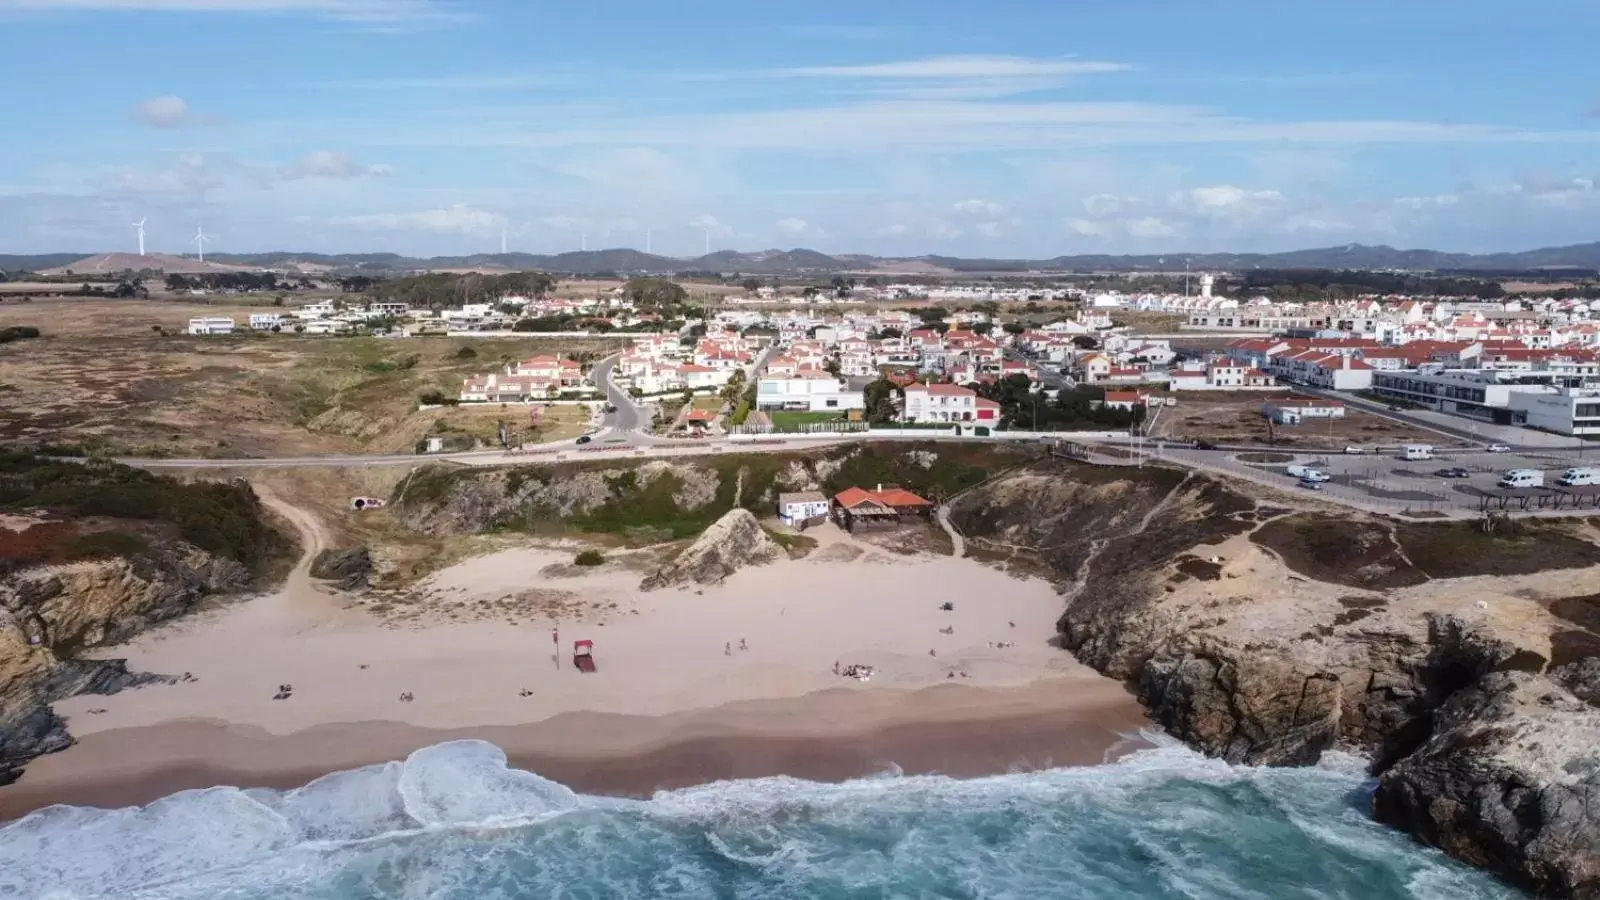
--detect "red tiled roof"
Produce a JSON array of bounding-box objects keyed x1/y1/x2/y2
[
  {"x1": 1104, "y1": 390, "x2": 1147, "y2": 403},
  {"x1": 906, "y1": 383, "x2": 975, "y2": 397},
  {"x1": 834, "y1": 486, "x2": 933, "y2": 510}
]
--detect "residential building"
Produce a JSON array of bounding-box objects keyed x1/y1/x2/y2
[
  {"x1": 187, "y1": 317, "x2": 236, "y2": 335},
  {"x1": 902, "y1": 383, "x2": 1000, "y2": 424},
  {"x1": 1262, "y1": 398, "x2": 1346, "y2": 424},
  {"x1": 1102, "y1": 390, "x2": 1150, "y2": 411},
  {"x1": 248, "y1": 313, "x2": 283, "y2": 330},
  {"x1": 831, "y1": 485, "x2": 935, "y2": 531},
  {"x1": 755, "y1": 374, "x2": 863, "y2": 413}
]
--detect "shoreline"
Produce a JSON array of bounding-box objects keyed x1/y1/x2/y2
[{"x1": 0, "y1": 680, "x2": 1151, "y2": 819}]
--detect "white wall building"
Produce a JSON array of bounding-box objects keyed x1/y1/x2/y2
[
  {"x1": 755, "y1": 375, "x2": 863, "y2": 413},
  {"x1": 902, "y1": 384, "x2": 1000, "y2": 424},
  {"x1": 187, "y1": 317, "x2": 236, "y2": 335},
  {"x1": 1506, "y1": 387, "x2": 1600, "y2": 436}
]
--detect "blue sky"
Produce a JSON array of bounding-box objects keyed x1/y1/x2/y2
[{"x1": 2, "y1": 0, "x2": 1600, "y2": 258}]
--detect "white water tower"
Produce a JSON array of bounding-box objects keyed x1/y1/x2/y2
[{"x1": 1199, "y1": 273, "x2": 1215, "y2": 299}]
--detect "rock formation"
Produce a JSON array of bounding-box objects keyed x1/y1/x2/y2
[
  {"x1": 309, "y1": 547, "x2": 373, "y2": 591},
  {"x1": 1374, "y1": 672, "x2": 1600, "y2": 898},
  {"x1": 640, "y1": 509, "x2": 782, "y2": 591},
  {"x1": 1, "y1": 548, "x2": 254, "y2": 785},
  {"x1": 949, "y1": 458, "x2": 1600, "y2": 896}
]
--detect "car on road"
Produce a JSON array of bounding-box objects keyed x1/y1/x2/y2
[
  {"x1": 575, "y1": 435, "x2": 592, "y2": 445},
  {"x1": 604, "y1": 403, "x2": 617, "y2": 413},
  {"x1": 1487, "y1": 443, "x2": 1512, "y2": 453},
  {"x1": 1297, "y1": 478, "x2": 1324, "y2": 491},
  {"x1": 1434, "y1": 467, "x2": 1471, "y2": 479},
  {"x1": 1194, "y1": 441, "x2": 1219, "y2": 451},
  {"x1": 1343, "y1": 446, "x2": 1369, "y2": 455}
]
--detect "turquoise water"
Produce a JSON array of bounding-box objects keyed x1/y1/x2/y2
[{"x1": 0, "y1": 739, "x2": 1519, "y2": 900}]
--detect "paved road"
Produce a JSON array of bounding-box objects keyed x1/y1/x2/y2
[
  {"x1": 590, "y1": 355, "x2": 646, "y2": 433},
  {"x1": 1003, "y1": 347, "x2": 1075, "y2": 390}
]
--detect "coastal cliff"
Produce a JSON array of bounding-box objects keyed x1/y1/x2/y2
[
  {"x1": 950, "y1": 458, "x2": 1600, "y2": 897},
  {"x1": 0, "y1": 456, "x2": 293, "y2": 785}
]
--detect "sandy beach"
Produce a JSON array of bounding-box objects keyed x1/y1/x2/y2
[{"x1": 1, "y1": 519, "x2": 1149, "y2": 818}]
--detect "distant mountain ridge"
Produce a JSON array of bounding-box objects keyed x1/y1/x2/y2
[{"x1": 7, "y1": 241, "x2": 1600, "y2": 277}]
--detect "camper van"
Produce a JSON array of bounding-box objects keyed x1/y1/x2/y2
[
  {"x1": 1498, "y1": 469, "x2": 1545, "y2": 489},
  {"x1": 1285, "y1": 464, "x2": 1330, "y2": 482},
  {"x1": 1401, "y1": 445, "x2": 1435, "y2": 461},
  {"x1": 1558, "y1": 467, "x2": 1600, "y2": 487}
]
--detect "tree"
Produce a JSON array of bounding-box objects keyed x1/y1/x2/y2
[
  {"x1": 625, "y1": 277, "x2": 688, "y2": 312},
  {"x1": 741, "y1": 277, "x2": 762, "y2": 293},
  {"x1": 862, "y1": 378, "x2": 903, "y2": 424},
  {"x1": 824, "y1": 357, "x2": 841, "y2": 376},
  {"x1": 1002, "y1": 322, "x2": 1026, "y2": 336},
  {"x1": 971, "y1": 322, "x2": 995, "y2": 336},
  {"x1": 721, "y1": 369, "x2": 747, "y2": 405},
  {"x1": 1071, "y1": 335, "x2": 1100, "y2": 350}
]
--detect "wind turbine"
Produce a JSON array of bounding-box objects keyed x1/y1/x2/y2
[
  {"x1": 500, "y1": 226, "x2": 508, "y2": 255},
  {"x1": 703, "y1": 228, "x2": 711, "y2": 256},
  {"x1": 193, "y1": 226, "x2": 210, "y2": 263},
  {"x1": 133, "y1": 218, "x2": 147, "y2": 257},
  {"x1": 580, "y1": 231, "x2": 587, "y2": 252}
]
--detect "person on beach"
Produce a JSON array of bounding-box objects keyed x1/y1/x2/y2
[
  {"x1": 725, "y1": 642, "x2": 732, "y2": 656},
  {"x1": 739, "y1": 638, "x2": 748, "y2": 651}
]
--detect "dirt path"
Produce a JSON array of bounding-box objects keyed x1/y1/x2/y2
[
  {"x1": 253, "y1": 489, "x2": 356, "y2": 625},
  {"x1": 936, "y1": 505, "x2": 967, "y2": 559}
]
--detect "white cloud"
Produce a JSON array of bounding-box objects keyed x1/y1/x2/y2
[
  {"x1": 776, "y1": 217, "x2": 817, "y2": 236},
  {"x1": 1125, "y1": 217, "x2": 1179, "y2": 239},
  {"x1": 1169, "y1": 185, "x2": 1285, "y2": 216},
  {"x1": 1064, "y1": 218, "x2": 1110, "y2": 237},
  {"x1": 773, "y1": 55, "x2": 1130, "y2": 80},
  {"x1": 330, "y1": 204, "x2": 503, "y2": 234},
  {"x1": 951, "y1": 198, "x2": 1003, "y2": 217},
  {"x1": 1081, "y1": 193, "x2": 1126, "y2": 215},
  {"x1": 688, "y1": 213, "x2": 733, "y2": 236},
  {"x1": 133, "y1": 94, "x2": 192, "y2": 128},
  {"x1": 278, "y1": 150, "x2": 391, "y2": 179}
]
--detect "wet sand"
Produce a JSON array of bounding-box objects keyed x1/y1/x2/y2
[{"x1": 0, "y1": 680, "x2": 1150, "y2": 818}]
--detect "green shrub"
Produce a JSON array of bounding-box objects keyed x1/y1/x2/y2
[{"x1": 574, "y1": 549, "x2": 605, "y2": 566}]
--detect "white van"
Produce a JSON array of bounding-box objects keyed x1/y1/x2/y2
[
  {"x1": 1401, "y1": 445, "x2": 1435, "y2": 461},
  {"x1": 1286, "y1": 464, "x2": 1330, "y2": 482},
  {"x1": 1499, "y1": 469, "x2": 1545, "y2": 489},
  {"x1": 1558, "y1": 467, "x2": 1600, "y2": 487}
]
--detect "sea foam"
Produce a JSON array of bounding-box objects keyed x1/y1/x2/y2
[{"x1": 0, "y1": 739, "x2": 1522, "y2": 900}]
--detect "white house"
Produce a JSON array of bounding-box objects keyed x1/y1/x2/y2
[
  {"x1": 777, "y1": 491, "x2": 831, "y2": 526},
  {"x1": 249, "y1": 313, "x2": 283, "y2": 330},
  {"x1": 756, "y1": 374, "x2": 863, "y2": 413},
  {"x1": 903, "y1": 383, "x2": 1000, "y2": 424},
  {"x1": 1262, "y1": 398, "x2": 1346, "y2": 424},
  {"x1": 187, "y1": 317, "x2": 236, "y2": 336}
]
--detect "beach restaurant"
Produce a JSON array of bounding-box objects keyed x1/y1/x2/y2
[{"x1": 831, "y1": 485, "x2": 935, "y2": 531}]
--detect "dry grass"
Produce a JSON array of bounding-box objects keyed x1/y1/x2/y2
[
  {"x1": 0, "y1": 299, "x2": 622, "y2": 457},
  {"x1": 1149, "y1": 392, "x2": 1446, "y2": 448}
]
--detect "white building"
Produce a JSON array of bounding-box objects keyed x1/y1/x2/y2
[
  {"x1": 249, "y1": 313, "x2": 283, "y2": 330},
  {"x1": 187, "y1": 317, "x2": 236, "y2": 335},
  {"x1": 777, "y1": 491, "x2": 831, "y2": 525},
  {"x1": 755, "y1": 375, "x2": 863, "y2": 413},
  {"x1": 1506, "y1": 387, "x2": 1600, "y2": 436},
  {"x1": 903, "y1": 383, "x2": 1000, "y2": 424},
  {"x1": 1262, "y1": 398, "x2": 1346, "y2": 424}
]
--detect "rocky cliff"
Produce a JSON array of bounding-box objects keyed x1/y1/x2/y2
[
  {"x1": 949, "y1": 458, "x2": 1600, "y2": 896},
  {"x1": 0, "y1": 455, "x2": 293, "y2": 786},
  {"x1": 0, "y1": 546, "x2": 254, "y2": 785},
  {"x1": 392, "y1": 442, "x2": 1029, "y2": 543},
  {"x1": 640, "y1": 509, "x2": 782, "y2": 591}
]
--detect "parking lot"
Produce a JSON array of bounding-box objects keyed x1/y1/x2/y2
[{"x1": 1161, "y1": 444, "x2": 1600, "y2": 515}]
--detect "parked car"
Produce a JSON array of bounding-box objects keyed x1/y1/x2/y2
[
  {"x1": 1434, "y1": 467, "x2": 1471, "y2": 479},
  {"x1": 575, "y1": 435, "x2": 592, "y2": 445},
  {"x1": 1487, "y1": 443, "x2": 1512, "y2": 453},
  {"x1": 1343, "y1": 446, "x2": 1368, "y2": 455},
  {"x1": 1194, "y1": 441, "x2": 1219, "y2": 451},
  {"x1": 1297, "y1": 478, "x2": 1324, "y2": 491}
]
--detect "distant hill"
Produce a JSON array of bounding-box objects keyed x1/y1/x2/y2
[
  {"x1": 40, "y1": 253, "x2": 258, "y2": 276},
  {"x1": 5, "y1": 241, "x2": 1600, "y2": 278}
]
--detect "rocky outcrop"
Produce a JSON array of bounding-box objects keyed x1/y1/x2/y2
[
  {"x1": 640, "y1": 509, "x2": 781, "y2": 591},
  {"x1": 950, "y1": 458, "x2": 1600, "y2": 896},
  {"x1": 1, "y1": 548, "x2": 250, "y2": 785},
  {"x1": 1374, "y1": 673, "x2": 1600, "y2": 898},
  {"x1": 309, "y1": 547, "x2": 372, "y2": 591}
]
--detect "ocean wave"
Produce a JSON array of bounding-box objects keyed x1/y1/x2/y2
[{"x1": 0, "y1": 739, "x2": 1520, "y2": 900}]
